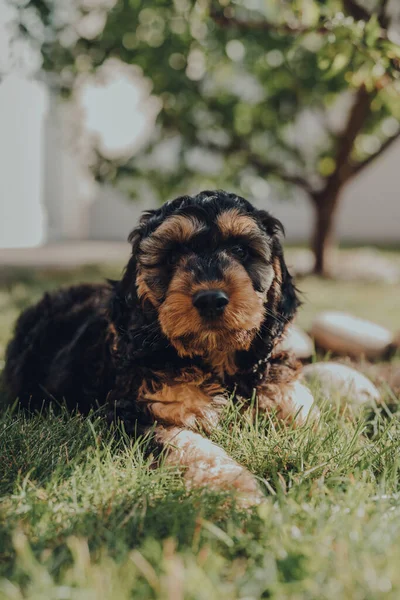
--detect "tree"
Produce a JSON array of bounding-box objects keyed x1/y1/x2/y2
[{"x1": 9, "y1": 0, "x2": 400, "y2": 275}]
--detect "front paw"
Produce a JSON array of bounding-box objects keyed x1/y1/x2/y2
[{"x1": 160, "y1": 428, "x2": 264, "y2": 507}]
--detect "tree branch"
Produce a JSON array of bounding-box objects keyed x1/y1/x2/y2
[
  {"x1": 209, "y1": 6, "x2": 329, "y2": 35},
  {"x1": 197, "y1": 137, "x2": 314, "y2": 193},
  {"x1": 342, "y1": 0, "x2": 370, "y2": 22},
  {"x1": 335, "y1": 86, "x2": 374, "y2": 181},
  {"x1": 246, "y1": 154, "x2": 314, "y2": 193},
  {"x1": 211, "y1": 2, "x2": 392, "y2": 41},
  {"x1": 378, "y1": 0, "x2": 390, "y2": 29},
  {"x1": 313, "y1": 85, "x2": 373, "y2": 205},
  {"x1": 343, "y1": 0, "x2": 391, "y2": 29},
  {"x1": 350, "y1": 130, "x2": 400, "y2": 177}
]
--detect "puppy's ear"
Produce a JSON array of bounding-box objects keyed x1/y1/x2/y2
[
  {"x1": 127, "y1": 209, "x2": 156, "y2": 254},
  {"x1": 120, "y1": 210, "x2": 156, "y2": 304},
  {"x1": 256, "y1": 209, "x2": 285, "y2": 238},
  {"x1": 276, "y1": 249, "x2": 300, "y2": 324},
  {"x1": 257, "y1": 209, "x2": 299, "y2": 325}
]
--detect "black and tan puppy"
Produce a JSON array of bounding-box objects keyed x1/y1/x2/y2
[{"x1": 4, "y1": 190, "x2": 314, "y2": 505}]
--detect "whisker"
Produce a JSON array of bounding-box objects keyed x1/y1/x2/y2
[{"x1": 263, "y1": 306, "x2": 291, "y2": 325}]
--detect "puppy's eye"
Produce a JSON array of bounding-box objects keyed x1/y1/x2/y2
[{"x1": 231, "y1": 245, "x2": 248, "y2": 260}]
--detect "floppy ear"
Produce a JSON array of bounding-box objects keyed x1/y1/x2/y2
[
  {"x1": 127, "y1": 209, "x2": 157, "y2": 253},
  {"x1": 256, "y1": 209, "x2": 285, "y2": 238},
  {"x1": 119, "y1": 210, "x2": 156, "y2": 305},
  {"x1": 256, "y1": 209, "x2": 300, "y2": 325},
  {"x1": 276, "y1": 247, "x2": 300, "y2": 325}
]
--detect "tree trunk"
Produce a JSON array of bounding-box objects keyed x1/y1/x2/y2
[
  {"x1": 309, "y1": 85, "x2": 373, "y2": 277},
  {"x1": 311, "y1": 191, "x2": 341, "y2": 276}
]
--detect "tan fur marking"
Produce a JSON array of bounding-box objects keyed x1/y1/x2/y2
[
  {"x1": 273, "y1": 256, "x2": 282, "y2": 285},
  {"x1": 156, "y1": 214, "x2": 204, "y2": 241},
  {"x1": 155, "y1": 427, "x2": 263, "y2": 507},
  {"x1": 140, "y1": 215, "x2": 204, "y2": 259},
  {"x1": 138, "y1": 371, "x2": 226, "y2": 430},
  {"x1": 265, "y1": 257, "x2": 283, "y2": 319},
  {"x1": 218, "y1": 210, "x2": 272, "y2": 263},
  {"x1": 159, "y1": 262, "x2": 265, "y2": 360},
  {"x1": 217, "y1": 209, "x2": 259, "y2": 238},
  {"x1": 207, "y1": 350, "x2": 238, "y2": 378},
  {"x1": 136, "y1": 271, "x2": 161, "y2": 307},
  {"x1": 107, "y1": 323, "x2": 118, "y2": 353}
]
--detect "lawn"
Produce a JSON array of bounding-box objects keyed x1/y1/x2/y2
[{"x1": 0, "y1": 258, "x2": 400, "y2": 599}]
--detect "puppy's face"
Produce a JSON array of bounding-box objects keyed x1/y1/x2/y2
[{"x1": 127, "y1": 192, "x2": 296, "y2": 358}]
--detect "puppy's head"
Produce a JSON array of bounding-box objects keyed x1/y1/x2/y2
[{"x1": 124, "y1": 190, "x2": 298, "y2": 358}]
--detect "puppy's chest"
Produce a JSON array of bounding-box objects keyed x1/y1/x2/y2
[{"x1": 137, "y1": 367, "x2": 229, "y2": 430}]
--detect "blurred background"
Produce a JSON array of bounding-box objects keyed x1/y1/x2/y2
[
  {"x1": 0, "y1": 0, "x2": 400, "y2": 272},
  {"x1": 2, "y1": 5, "x2": 400, "y2": 592}
]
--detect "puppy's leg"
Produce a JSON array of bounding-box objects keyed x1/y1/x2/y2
[{"x1": 155, "y1": 426, "x2": 263, "y2": 507}]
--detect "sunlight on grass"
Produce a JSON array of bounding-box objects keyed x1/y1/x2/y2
[
  {"x1": 297, "y1": 276, "x2": 400, "y2": 332},
  {"x1": 1, "y1": 394, "x2": 400, "y2": 599},
  {"x1": 0, "y1": 259, "x2": 399, "y2": 598}
]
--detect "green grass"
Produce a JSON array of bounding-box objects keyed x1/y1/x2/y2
[{"x1": 1, "y1": 259, "x2": 400, "y2": 599}]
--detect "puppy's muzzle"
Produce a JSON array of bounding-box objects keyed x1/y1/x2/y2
[{"x1": 192, "y1": 290, "x2": 229, "y2": 319}]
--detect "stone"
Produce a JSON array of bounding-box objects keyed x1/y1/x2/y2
[
  {"x1": 311, "y1": 311, "x2": 394, "y2": 360},
  {"x1": 302, "y1": 362, "x2": 380, "y2": 408},
  {"x1": 286, "y1": 248, "x2": 315, "y2": 277},
  {"x1": 276, "y1": 324, "x2": 314, "y2": 360},
  {"x1": 289, "y1": 380, "x2": 319, "y2": 423},
  {"x1": 338, "y1": 248, "x2": 400, "y2": 284}
]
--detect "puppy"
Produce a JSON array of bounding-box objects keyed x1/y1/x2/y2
[{"x1": 4, "y1": 190, "x2": 314, "y2": 505}]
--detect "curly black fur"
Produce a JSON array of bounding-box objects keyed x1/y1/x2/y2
[{"x1": 3, "y1": 190, "x2": 299, "y2": 435}]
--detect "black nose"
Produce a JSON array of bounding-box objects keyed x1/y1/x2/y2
[{"x1": 193, "y1": 290, "x2": 229, "y2": 318}]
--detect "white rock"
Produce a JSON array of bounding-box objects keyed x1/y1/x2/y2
[
  {"x1": 302, "y1": 362, "x2": 380, "y2": 408},
  {"x1": 286, "y1": 249, "x2": 315, "y2": 277},
  {"x1": 311, "y1": 311, "x2": 393, "y2": 359},
  {"x1": 276, "y1": 324, "x2": 314, "y2": 360},
  {"x1": 338, "y1": 248, "x2": 400, "y2": 284},
  {"x1": 289, "y1": 380, "x2": 319, "y2": 422}
]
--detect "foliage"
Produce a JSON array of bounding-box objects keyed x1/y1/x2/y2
[{"x1": 7, "y1": 0, "x2": 400, "y2": 206}]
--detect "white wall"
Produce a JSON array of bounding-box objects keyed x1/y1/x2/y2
[
  {"x1": 338, "y1": 144, "x2": 400, "y2": 243},
  {"x1": 268, "y1": 139, "x2": 400, "y2": 244},
  {"x1": 0, "y1": 75, "x2": 47, "y2": 248},
  {"x1": 0, "y1": 79, "x2": 399, "y2": 248},
  {"x1": 43, "y1": 95, "x2": 93, "y2": 241},
  {"x1": 88, "y1": 145, "x2": 400, "y2": 245}
]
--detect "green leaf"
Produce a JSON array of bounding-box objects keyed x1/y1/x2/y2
[{"x1": 365, "y1": 14, "x2": 381, "y2": 48}]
